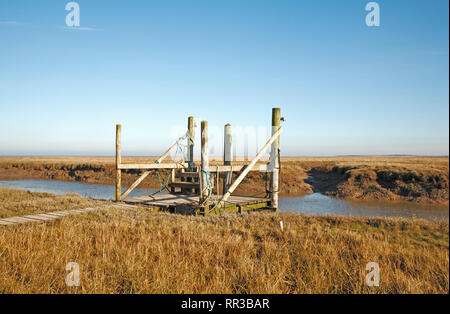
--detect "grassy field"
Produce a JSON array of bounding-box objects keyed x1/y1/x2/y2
[
  {"x1": 0, "y1": 156, "x2": 448, "y2": 204},
  {"x1": 0, "y1": 187, "x2": 448, "y2": 294}
]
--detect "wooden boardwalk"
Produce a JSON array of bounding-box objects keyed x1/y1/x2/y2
[
  {"x1": 125, "y1": 194, "x2": 271, "y2": 214},
  {"x1": 0, "y1": 203, "x2": 137, "y2": 227}
]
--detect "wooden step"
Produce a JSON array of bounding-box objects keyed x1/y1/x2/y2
[
  {"x1": 169, "y1": 182, "x2": 200, "y2": 189},
  {"x1": 176, "y1": 171, "x2": 231, "y2": 179},
  {"x1": 175, "y1": 172, "x2": 199, "y2": 179}
]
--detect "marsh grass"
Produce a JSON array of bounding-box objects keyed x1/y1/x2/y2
[
  {"x1": 0, "y1": 188, "x2": 448, "y2": 294},
  {"x1": 0, "y1": 187, "x2": 103, "y2": 218}
]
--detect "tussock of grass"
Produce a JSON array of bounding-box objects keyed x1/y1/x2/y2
[{"x1": 0, "y1": 202, "x2": 448, "y2": 293}]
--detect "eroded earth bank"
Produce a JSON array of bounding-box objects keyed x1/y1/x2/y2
[{"x1": 0, "y1": 156, "x2": 448, "y2": 205}]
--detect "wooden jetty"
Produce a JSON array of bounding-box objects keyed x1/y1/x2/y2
[
  {"x1": 115, "y1": 108, "x2": 284, "y2": 215},
  {"x1": 125, "y1": 194, "x2": 270, "y2": 215}
]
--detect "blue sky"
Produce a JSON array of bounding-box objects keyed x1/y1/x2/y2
[{"x1": 0, "y1": 0, "x2": 448, "y2": 156}]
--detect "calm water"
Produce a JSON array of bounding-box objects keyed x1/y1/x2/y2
[
  {"x1": 1, "y1": 179, "x2": 448, "y2": 221},
  {"x1": 0, "y1": 179, "x2": 161, "y2": 200}
]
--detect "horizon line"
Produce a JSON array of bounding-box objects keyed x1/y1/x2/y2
[{"x1": 0, "y1": 154, "x2": 448, "y2": 158}]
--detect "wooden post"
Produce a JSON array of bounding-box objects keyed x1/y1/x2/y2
[
  {"x1": 115, "y1": 124, "x2": 122, "y2": 201},
  {"x1": 223, "y1": 123, "x2": 232, "y2": 195},
  {"x1": 270, "y1": 108, "x2": 281, "y2": 211},
  {"x1": 187, "y1": 116, "x2": 195, "y2": 170},
  {"x1": 183, "y1": 116, "x2": 195, "y2": 194},
  {"x1": 170, "y1": 169, "x2": 176, "y2": 193},
  {"x1": 200, "y1": 121, "x2": 210, "y2": 213}
]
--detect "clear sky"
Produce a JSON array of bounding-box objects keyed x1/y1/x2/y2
[{"x1": 0, "y1": 0, "x2": 448, "y2": 157}]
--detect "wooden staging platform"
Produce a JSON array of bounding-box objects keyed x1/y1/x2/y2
[{"x1": 124, "y1": 193, "x2": 272, "y2": 215}]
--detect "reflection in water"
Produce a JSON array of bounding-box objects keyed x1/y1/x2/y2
[
  {"x1": 0, "y1": 179, "x2": 160, "y2": 200},
  {"x1": 279, "y1": 193, "x2": 448, "y2": 221},
  {"x1": 0, "y1": 179, "x2": 448, "y2": 221}
]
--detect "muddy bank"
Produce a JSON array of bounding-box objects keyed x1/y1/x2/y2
[
  {"x1": 307, "y1": 165, "x2": 449, "y2": 205},
  {"x1": 0, "y1": 157, "x2": 448, "y2": 205},
  {"x1": 0, "y1": 161, "x2": 312, "y2": 197}
]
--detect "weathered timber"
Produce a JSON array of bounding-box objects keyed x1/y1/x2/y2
[
  {"x1": 124, "y1": 194, "x2": 270, "y2": 214},
  {"x1": 223, "y1": 123, "x2": 233, "y2": 195},
  {"x1": 115, "y1": 124, "x2": 122, "y2": 201},
  {"x1": 169, "y1": 182, "x2": 200, "y2": 189},
  {"x1": 176, "y1": 172, "x2": 199, "y2": 179},
  {"x1": 187, "y1": 116, "x2": 195, "y2": 170},
  {"x1": 119, "y1": 163, "x2": 189, "y2": 170},
  {"x1": 200, "y1": 121, "x2": 210, "y2": 211},
  {"x1": 0, "y1": 204, "x2": 139, "y2": 227},
  {"x1": 270, "y1": 108, "x2": 281, "y2": 210}
]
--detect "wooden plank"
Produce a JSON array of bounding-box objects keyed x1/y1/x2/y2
[
  {"x1": 0, "y1": 219, "x2": 16, "y2": 225},
  {"x1": 120, "y1": 171, "x2": 151, "y2": 200},
  {"x1": 156, "y1": 133, "x2": 189, "y2": 165},
  {"x1": 0, "y1": 204, "x2": 140, "y2": 227},
  {"x1": 1, "y1": 216, "x2": 38, "y2": 224},
  {"x1": 118, "y1": 164, "x2": 269, "y2": 174},
  {"x1": 176, "y1": 172, "x2": 199, "y2": 179},
  {"x1": 119, "y1": 163, "x2": 189, "y2": 170},
  {"x1": 45, "y1": 211, "x2": 71, "y2": 217},
  {"x1": 21, "y1": 215, "x2": 55, "y2": 222},
  {"x1": 125, "y1": 194, "x2": 268, "y2": 203},
  {"x1": 169, "y1": 182, "x2": 200, "y2": 189},
  {"x1": 209, "y1": 164, "x2": 268, "y2": 172},
  {"x1": 124, "y1": 194, "x2": 269, "y2": 212},
  {"x1": 36, "y1": 213, "x2": 67, "y2": 219},
  {"x1": 220, "y1": 201, "x2": 269, "y2": 213},
  {"x1": 111, "y1": 203, "x2": 141, "y2": 209}
]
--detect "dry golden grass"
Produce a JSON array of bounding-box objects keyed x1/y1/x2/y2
[
  {"x1": 1, "y1": 156, "x2": 447, "y2": 169},
  {"x1": 0, "y1": 187, "x2": 103, "y2": 218},
  {"x1": 0, "y1": 188, "x2": 448, "y2": 294}
]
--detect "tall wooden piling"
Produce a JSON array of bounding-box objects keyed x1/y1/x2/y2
[
  {"x1": 115, "y1": 124, "x2": 122, "y2": 201},
  {"x1": 187, "y1": 116, "x2": 195, "y2": 170},
  {"x1": 200, "y1": 121, "x2": 210, "y2": 212},
  {"x1": 223, "y1": 123, "x2": 233, "y2": 195},
  {"x1": 270, "y1": 108, "x2": 281, "y2": 211},
  {"x1": 181, "y1": 116, "x2": 196, "y2": 194}
]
